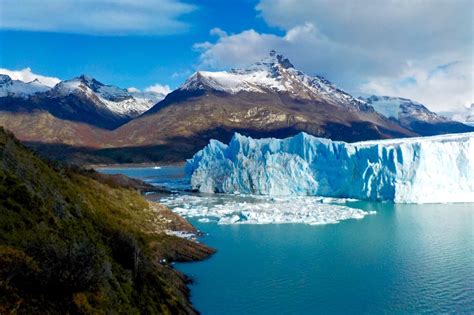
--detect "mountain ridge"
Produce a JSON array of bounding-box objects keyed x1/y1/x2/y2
[{"x1": 1, "y1": 51, "x2": 473, "y2": 164}]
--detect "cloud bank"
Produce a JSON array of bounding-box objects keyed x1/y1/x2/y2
[{"x1": 0, "y1": 0, "x2": 196, "y2": 35}]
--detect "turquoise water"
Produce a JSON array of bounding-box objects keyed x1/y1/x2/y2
[{"x1": 100, "y1": 167, "x2": 474, "y2": 314}]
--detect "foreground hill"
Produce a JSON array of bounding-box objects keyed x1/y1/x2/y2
[{"x1": 0, "y1": 127, "x2": 213, "y2": 313}]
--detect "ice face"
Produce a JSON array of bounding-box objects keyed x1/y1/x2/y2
[
  {"x1": 160, "y1": 194, "x2": 373, "y2": 225},
  {"x1": 186, "y1": 132, "x2": 474, "y2": 203}
]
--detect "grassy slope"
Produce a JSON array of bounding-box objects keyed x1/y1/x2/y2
[{"x1": 0, "y1": 127, "x2": 213, "y2": 314}]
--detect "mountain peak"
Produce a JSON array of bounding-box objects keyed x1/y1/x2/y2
[
  {"x1": 268, "y1": 50, "x2": 294, "y2": 69},
  {"x1": 0, "y1": 74, "x2": 50, "y2": 98},
  {"x1": 0, "y1": 74, "x2": 12, "y2": 84},
  {"x1": 74, "y1": 75, "x2": 105, "y2": 90},
  {"x1": 179, "y1": 51, "x2": 366, "y2": 110},
  {"x1": 242, "y1": 50, "x2": 294, "y2": 73}
]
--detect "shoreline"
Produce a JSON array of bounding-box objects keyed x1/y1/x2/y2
[{"x1": 87, "y1": 161, "x2": 186, "y2": 170}]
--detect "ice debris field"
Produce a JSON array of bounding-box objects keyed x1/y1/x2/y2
[
  {"x1": 186, "y1": 132, "x2": 474, "y2": 203},
  {"x1": 160, "y1": 194, "x2": 373, "y2": 225}
]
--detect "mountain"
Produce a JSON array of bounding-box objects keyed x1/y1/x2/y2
[
  {"x1": 363, "y1": 95, "x2": 474, "y2": 135},
  {"x1": 52, "y1": 75, "x2": 165, "y2": 118},
  {"x1": 0, "y1": 74, "x2": 164, "y2": 130},
  {"x1": 0, "y1": 127, "x2": 212, "y2": 313},
  {"x1": 0, "y1": 52, "x2": 471, "y2": 164},
  {"x1": 440, "y1": 104, "x2": 474, "y2": 126},
  {"x1": 0, "y1": 74, "x2": 50, "y2": 98},
  {"x1": 111, "y1": 51, "x2": 414, "y2": 161}
]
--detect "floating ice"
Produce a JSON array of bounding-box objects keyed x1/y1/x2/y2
[
  {"x1": 186, "y1": 132, "x2": 474, "y2": 203},
  {"x1": 160, "y1": 194, "x2": 374, "y2": 225}
]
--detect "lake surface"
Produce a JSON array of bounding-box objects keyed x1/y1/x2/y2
[{"x1": 100, "y1": 166, "x2": 474, "y2": 314}]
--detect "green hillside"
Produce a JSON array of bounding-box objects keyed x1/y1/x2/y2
[{"x1": 0, "y1": 127, "x2": 213, "y2": 314}]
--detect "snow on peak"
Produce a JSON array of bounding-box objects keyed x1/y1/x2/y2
[
  {"x1": 180, "y1": 50, "x2": 365, "y2": 109},
  {"x1": 364, "y1": 95, "x2": 448, "y2": 122},
  {"x1": 186, "y1": 132, "x2": 474, "y2": 203},
  {"x1": 441, "y1": 104, "x2": 474, "y2": 126},
  {"x1": 0, "y1": 74, "x2": 50, "y2": 98},
  {"x1": 52, "y1": 76, "x2": 164, "y2": 117},
  {"x1": 0, "y1": 74, "x2": 12, "y2": 84}
]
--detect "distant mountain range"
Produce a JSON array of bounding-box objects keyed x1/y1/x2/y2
[
  {"x1": 0, "y1": 74, "x2": 165, "y2": 129},
  {"x1": 0, "y1": 51, "x2": 472, "y2": 164},
  {"x1": 439, "y1": 104, "x2": 474, "y2": 127},
  {"x1": 362, "y1": 95, "x2": 473, "y2": 135}
]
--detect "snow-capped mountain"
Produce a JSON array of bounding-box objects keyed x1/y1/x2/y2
[
  {"x1": 1, "y1": 52, "x2": 471, "y2": 164},
  {"x1": 0, "y1": 74, "x2": 167, "y2": 130},
  {"x1": 440, "y1": 104, "x2": 474, "y2": 126},
  {"x1": 52, "y1": 75, "x2": 165, "y2": 117},
  {"x1": 116, "y1": 51, "x2": 414, "y2": 162},
  {"x1": 363, "y1": 95, "x2": 446, "y2": 122},
  {"x1": 363, "y1": 95, "x2": 474, "y2": 135},
  {"x1": 0, "y1": 74, "x2": 50, "y2": 98},
  {"x1": 180, "y1": 50, "x2": 368, "y2": 111}
]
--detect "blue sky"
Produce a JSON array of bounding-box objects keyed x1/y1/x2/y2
[
  {"x1": 0, "y1": 0, "x2": 472, "y2": 111},
  {"x1": 0, "y1": 0, "x2": 275, "y2": 89}
]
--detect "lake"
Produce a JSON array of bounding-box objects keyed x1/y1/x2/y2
[{"x1": 100, "y1": 166, "x2": 474, "y2": 314}]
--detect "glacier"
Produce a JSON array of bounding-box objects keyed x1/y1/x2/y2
[{"x1": 186, "y1": 132, "x2": 474, "y2": 203}]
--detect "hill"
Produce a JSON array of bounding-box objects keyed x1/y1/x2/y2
[{"x1": 0, "y1": 127, "x2": 213, "y2": 313}]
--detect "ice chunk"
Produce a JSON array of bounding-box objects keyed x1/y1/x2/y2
[
  {"x1": 160, "y1": 194, "x2": 373, "y2": 225},
  {"x1": 186, "y1": 132, "x2": 474, "y2": 203}
]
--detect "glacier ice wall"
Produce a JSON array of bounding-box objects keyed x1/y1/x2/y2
[{"x1": 186, "y1": 132, "x2": 474, "y2": 203}]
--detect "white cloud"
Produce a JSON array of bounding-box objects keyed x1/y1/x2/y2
[
  {"x1": 194, "y1": 0, "x2": 472, "y2": 110},
  {"x1": 360, "y1": 61, "x2": 474, "y2": 112},
  {"x1": 0, "y1": 67, "x2": 61, "y2": 87},
  {"x1": 194, "y1": 23, "x2": 384, "y2": 89},
  {"x1": 0, "y1": 0, "x2": 196, "y2": 35},
  {"x1": 127, "y1": 87, "x2": 141, "y2": 93},
  {"x1": 144, "y1": 84, "x2": 172, "y2": 95},
  {"x1": 256, "y1": 0, "x2": 471, "y2": 55},
  {"x1": 128, "y1": 84, "x2": 172, "y2": 95}
]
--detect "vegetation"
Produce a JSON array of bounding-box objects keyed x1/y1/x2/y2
[{"x1": 0, "y1": 127, "x2": 213, "y2": 314}]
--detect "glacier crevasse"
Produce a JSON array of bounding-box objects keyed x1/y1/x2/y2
[{"x1": 185, "y1": 132, "x2": 474, "y2": 203}]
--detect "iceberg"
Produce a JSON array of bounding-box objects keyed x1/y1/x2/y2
[{"x1": 186, "y1": 132, "x2": 474, "y2": 203}]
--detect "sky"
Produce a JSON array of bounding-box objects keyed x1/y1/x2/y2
[{"x1": 0, "y1": 0, "x2": 472, "y2": 111}]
